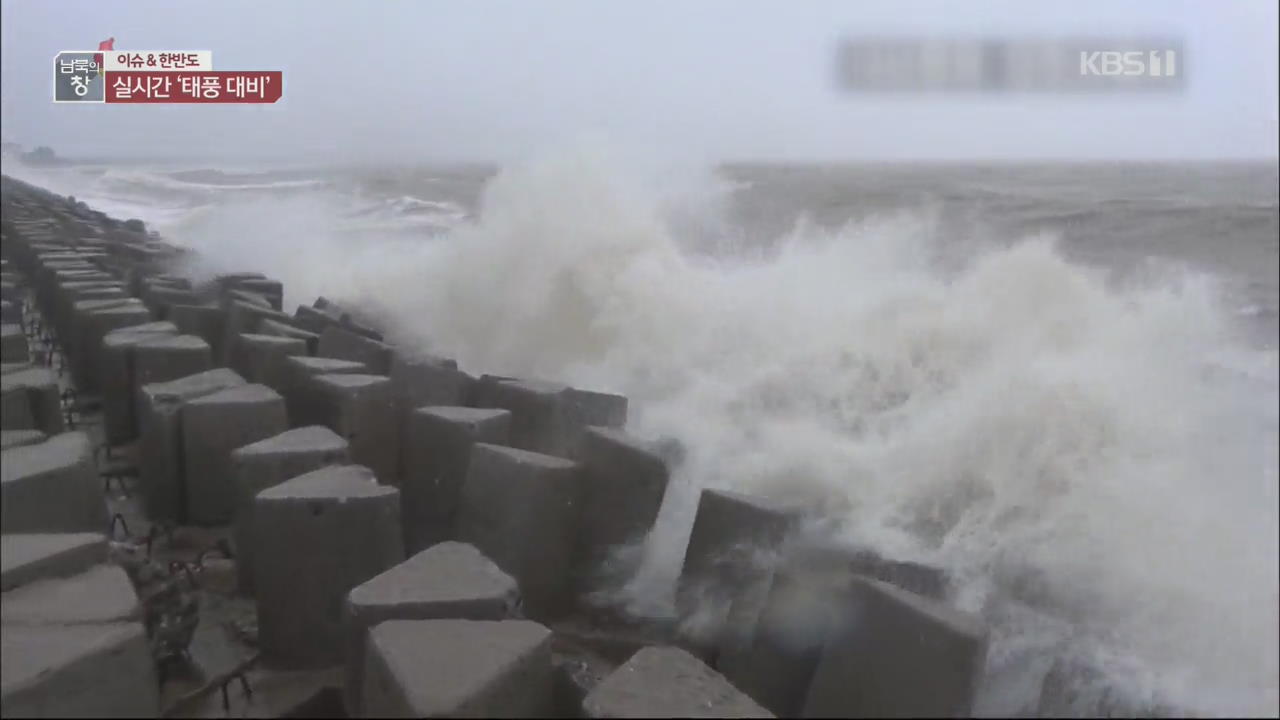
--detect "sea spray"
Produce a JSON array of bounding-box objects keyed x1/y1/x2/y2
[
  {"x1": 212, "y1": 150, "x2": 1279, "y2": 715},
  {"x1": 357, "y1": 151, "x2": 1277, "y2": 714},
  {"x1": 6, "y1": 146, "x2": 1276, "y2": 716}
]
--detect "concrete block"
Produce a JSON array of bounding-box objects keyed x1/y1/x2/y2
[
  {"x1": 0, "y1": 622, "x2": 160, "y2": 718},
  {"x1": 309, "y1": 298, "x2": 384, "y2": 340},
  {"x1": 229, "y1": 278, "x2": 284, "y2": 310},
  {"x1": 474, "y1": 379, "x2": 627, "y2": 459},
  {"x1": 343, "y1": 542, "x2": 520, "y2": 714},
  {"x1": 388, "y1": 353, "x2": 465, "y2": 407},
  {"x1": 230, "y1": 425, "x2": 350, "y2": 594},
  {"x1": 222, "y1": 300, "x2": 295, "y2": 366},
  {"x1": 389, "y1": 353, "x2": 472, "y2": 478},
  {"x1": 142, "y1": 275, "x2": 192, "y2": 291},
  {"x1": 715, "y1": 539, "x2": 950, "y2": 715},
  {"x1": 137, "y1": 368, "x2": 246, "y2": 522},
  {"x1": 1, "y1": 367, "x2": 62, "y2": 435},
  {"x1": 1035, "y1": 655, "x2": 1181, "y2": 717},
  {"x1": 584, "y1": 646, "x2": 772, "y2": 719},
  {"x1": 100, "y1": 321, "x2": 178, "y2": 445},
  {"x1": 713, "y1": 543, "x2": 853, "y2": 716},
  {"x1": 45, "y1": 269, "x2": 108, "y2": 306},
  {"x1": 844, "y1": 548, "x2": 949, "y2": 600},
  {"x1": 168, "y1": 303, "x2": 226, "y2": 362},
  {"x1": 0, "y1": 384, "x2": 35, "y2": 431},
  {"x1": 254, "y1": 465, "x2": 403, "y2": 666},
  {"x1": 182, "y1": 383, "x2": 289, "y2": 526},
  {"x1": 1, "y1": 323, "x2": 28, "y2": 363},
  {"x1": 142, "y1": 284, "x2": 201, "y2": 319},
  {"x1": 677, "y1": 490, "x2": 803, "y2": 649},
  {"x1": 53, "y1": 282, "x2": 125, "y2": 343},
  {"x1": 292, "y1": 303, "x2": 342, "y2": 334},
  {"x1": 574, "y1": 427, "x2": 669, "y2": 592},
  {"x1": 280, "y1": 355, "x2": 366, "y2": 426},
  {"x1": 73, "y1": 299, "x2": 151, "y2": 391},
  {"x1": 456, "y1": 443, "x2": 583, "y2": 619},
  {"x1": 360, "y1": 619, "x2": 553, "y2": 718},
  {"x1": 132, "y1": 334, "x2": 213, "y2": 391},
  {"x1": 51, "y1": 275, "x2": 111, "y2": 321},
  {"x1": 0, "y1": 532, "x2": 107, "y2": 591},
  {"x1": 566, "y1": 388, "x2": 628, "y2": 430},
  {"x1": 801, "y1": 577, "x2": 988, "y2": 718},
  {"x1": 0, "y1": 429, "x2": 46, "y2": 450},
  {"x1": 224, "y1": 288, "x2": 272, "y2": 310},
  {"x1": 312, "y1": 373, "x2": 397, "y2": 486},
  {"x1": 212, "y1": 271, "x2": 266, "y2": 290},
  {"x1": 229, "y1": 332, "x2": 307, "y2": 386},
  {"x1": 467, "y1": 372, "x2": 516, "y2": 405},
  {"x1": 400, "y1": 406, "x2": 510, "y2": 553},
  {"x1": 56, "y1": 278, "x2": 122, "y2": 300},
  {"x1": 1, "y1": 432, "x2": 107, "y2": 535},
  {"x1": 39, "y1": 255, "x2": 94, "y2": 271},
  {"x1": 34, "y1": 274, "x2": 86, "y2": 319},
  {"x1": 1, "y1": 564, "x2": 141, "y2": 626},
  {"x1": 317, "y1": 325, "x2": 394, "y2": 375},
  {"x1": 258, "y1": 317, "x2": 320, "y2": 355},
  {"x1": 147, "y1": 274, "x2": 192, "y2": 289},
  {"x1": 470, "y1": 378, "x2": 569, "y2": 455},
  {"x1": 3, "y1": 368, "x2": 62, "y2": 436}
]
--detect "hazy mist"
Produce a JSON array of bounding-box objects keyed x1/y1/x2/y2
[{"x1": 2, "y1": 0, "x2": 1277, "y2": 164}]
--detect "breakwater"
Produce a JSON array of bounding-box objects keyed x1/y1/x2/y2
[{"x1": 3, "y1": 170, "x2": 1180, "y2": 718}]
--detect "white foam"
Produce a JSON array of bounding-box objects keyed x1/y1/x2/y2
[
  {"x1": 353, "y1": 146, "x2": 1280, "y2": 716},
  {"x1": 8, "y1": 144, "x2": 1277, "y2": 716}
]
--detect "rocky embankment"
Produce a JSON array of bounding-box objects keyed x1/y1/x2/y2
[{"x1": 1, "y1": 173, "x2": 994, "y2": 718}]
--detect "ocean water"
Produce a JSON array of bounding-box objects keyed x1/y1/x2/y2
[{"x1": 3, "y1": 147, "x2": 1277, "y2": 716}]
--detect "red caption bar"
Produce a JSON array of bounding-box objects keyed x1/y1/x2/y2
[{"x1": 104, "y1": 71, "x2": 282, "y2": 103}]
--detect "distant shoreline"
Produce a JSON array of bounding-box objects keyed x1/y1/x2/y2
[{"x1": 4, "y1": 150, "x2": 1276, "y2": 175}]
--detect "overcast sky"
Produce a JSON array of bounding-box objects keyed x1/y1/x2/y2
[{"x1": 1, "y1": 0, "x2": 1276, "y2": 164}]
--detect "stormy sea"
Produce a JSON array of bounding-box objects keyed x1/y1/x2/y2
[{"x1": 3, "y1": 146, "x2": 1277, "y2": 716}]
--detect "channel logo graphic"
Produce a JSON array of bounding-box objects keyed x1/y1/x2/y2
[
  {"x1": 833, "y1": 36, "x2": 1186, "y2": 93},
  {"x1": 1079, "y1": 50, "x2": 1177, "y2": 77},
  {"x1": 54, "y1": 38, "x2": 283, "y2": 104}
]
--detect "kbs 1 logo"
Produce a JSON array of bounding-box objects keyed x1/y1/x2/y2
[
  {"x1": 832, "y1": 36, "x2": 1185, "y2": 94},
  {"x1": 54, "y1": 38, "x2": 283, "y2": 104},
  {"x1": 1080, "y1": 50, "x2": 1178, "y2": 77}
]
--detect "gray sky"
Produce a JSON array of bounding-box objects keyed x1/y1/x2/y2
[{"x1": 1, "y1": 0, "x2": 1277, "y2": 163}]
